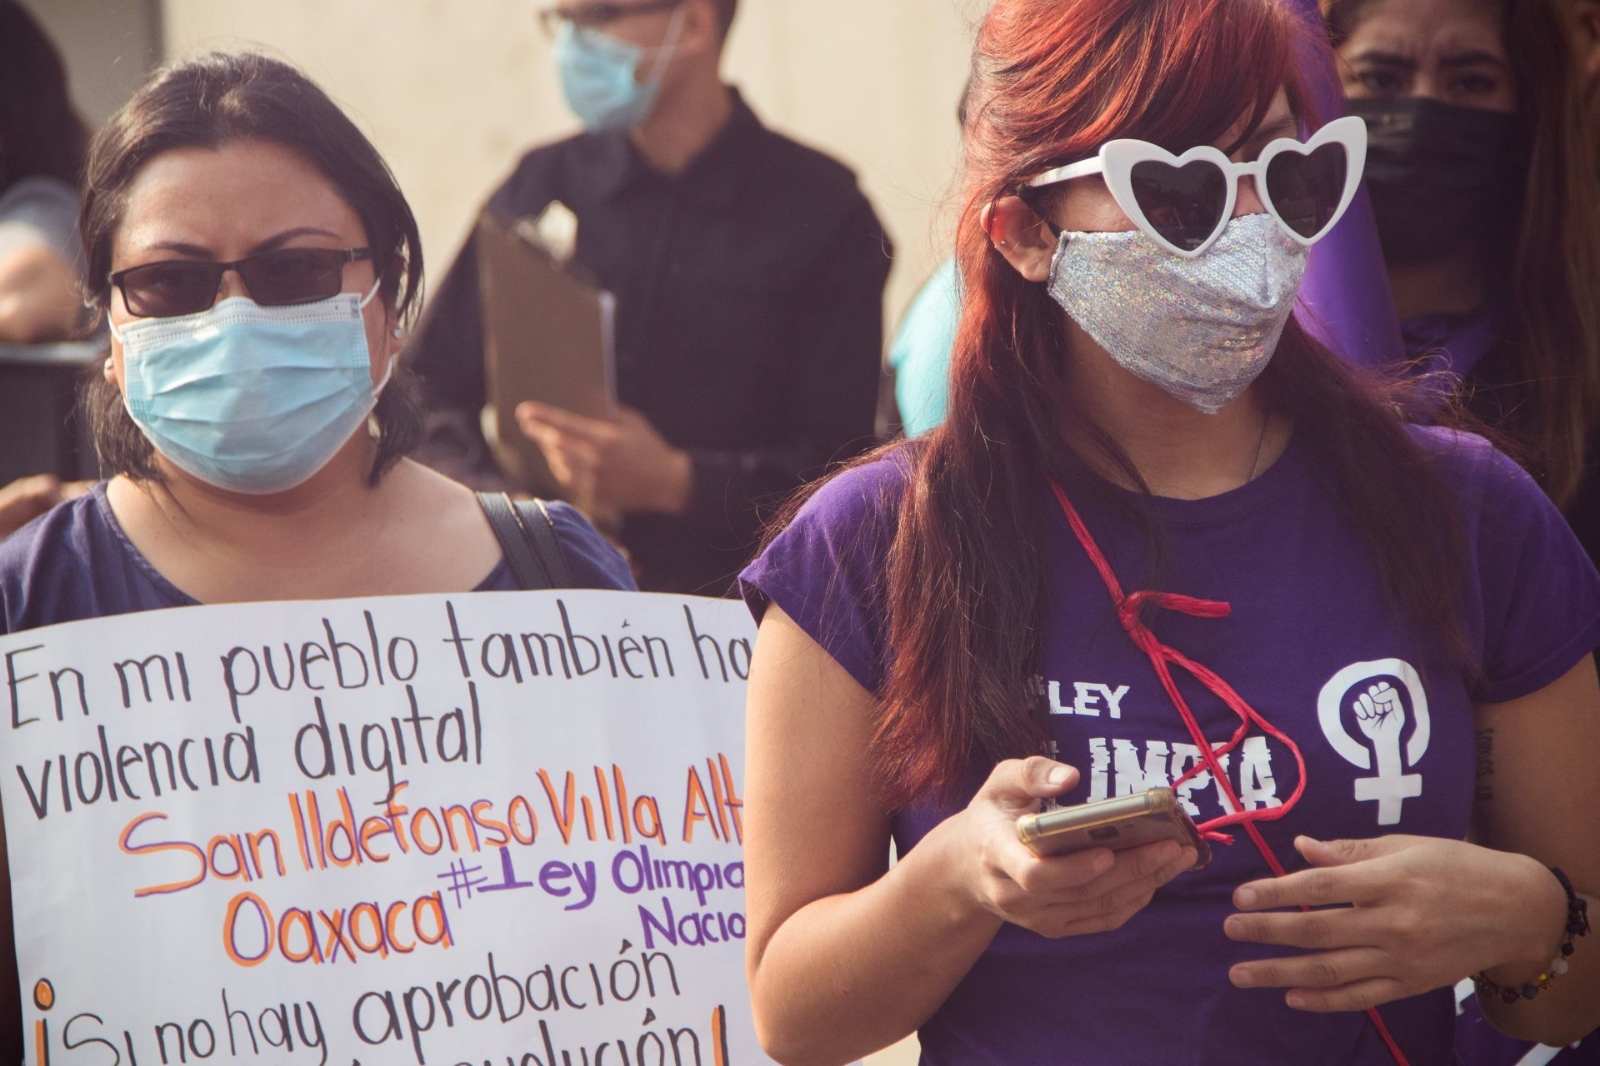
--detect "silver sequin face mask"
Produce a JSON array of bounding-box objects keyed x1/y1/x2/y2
[{"x1": 1047, "y1": 213, "x2": 1308, "y2": 414}]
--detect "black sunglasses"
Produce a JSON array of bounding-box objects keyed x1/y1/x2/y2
[
  {"x1": 110, "y1": 247, "x2": 375, "y2": 319},
  {"x1": 537, "y1": 0, "x2": 684, "y2": 37}
]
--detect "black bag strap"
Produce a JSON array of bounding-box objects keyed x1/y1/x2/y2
[
  {"x1": 518, "y1": 497, "x2": 575, "y2": 589},
  {"x1": 476, "y1": 492, "x2": 575, "y2": 591}
]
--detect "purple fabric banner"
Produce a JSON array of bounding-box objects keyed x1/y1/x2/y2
[{"x1": 1288, "y1": 0, "x2": 1405, "y2": 368}]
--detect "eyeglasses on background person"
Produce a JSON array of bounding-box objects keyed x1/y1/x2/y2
[
  {"x1": 109, "y1": 247, "x2": 375, "y2": 319},
  {"x1": 536, "y1": 0, "x2": 685, "y2": 37}
]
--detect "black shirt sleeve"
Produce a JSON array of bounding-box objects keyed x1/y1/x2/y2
[
  {"x1": 401, "y1": 227, "x2": 508, "y2": 487},
  {"x1": 407, "y1": 229, "x2": 489, "y2": 419}
]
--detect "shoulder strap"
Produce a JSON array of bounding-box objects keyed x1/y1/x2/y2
[
  {"x1": 476, "y1": 492, "x2": 574, "y2": 590},
  {"x1": 516, "y1": 497, "x2": 575, "y2": 589}
]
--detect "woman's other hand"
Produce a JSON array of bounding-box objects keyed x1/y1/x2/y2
[
  {"x1": 956, "y1": 757, "x2": 1198, "y2": 938},
  {"x1": 1224, "y1": 834, "x2": 1567, "y2": 1011}
]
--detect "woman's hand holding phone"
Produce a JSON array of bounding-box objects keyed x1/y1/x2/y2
[{"x1": 955, "y1": 757, "x2": 1198, "y2": 939}]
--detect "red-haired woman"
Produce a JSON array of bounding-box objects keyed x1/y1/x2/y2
[{"x1": 739, "y1": 1, "x2": 1600, "y2": 1064}]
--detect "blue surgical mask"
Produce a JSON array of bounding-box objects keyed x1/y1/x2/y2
[
  {"x1": 553, "y1": 7, "x2": 686, "y2": 131},
  {"x1": 110, "y1": 282, "x2": 390, "y2": 494}
]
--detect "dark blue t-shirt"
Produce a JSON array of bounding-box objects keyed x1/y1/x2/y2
[
  {"x1": 0, "y1": 482, "x2": 635, "y2": 634},
  {"x1": 741, "y1": 426, "x2": 1600, "y2": 1066}
]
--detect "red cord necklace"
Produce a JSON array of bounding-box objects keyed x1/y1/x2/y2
[{"x1": 1048, "y1": 479, "x2": 1411, "y2": 1066}]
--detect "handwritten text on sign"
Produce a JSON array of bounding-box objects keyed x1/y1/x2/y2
[{"x1": 0, "y1": 590, "x2": 765, "y2": 1066}]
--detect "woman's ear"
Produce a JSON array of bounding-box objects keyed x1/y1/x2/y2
[
  {"x1": 384, "y1": 308, "x2": 406, "y2": 360},
  {"x1": 674, "y1": 0, "x2": 722, "y2": 61},
  {"x1": 985, "y1": 195, "x2": 1059, "y2": 283},
  {"x1": 103, "y1": 301, "x2": 125, "y2": 389},
  {"x1": 381, "y1": 260, "x2": 407, "y2": 359},
  {"x1": 1578, "y1": 1, "x2": 1600, "y2": 80}
]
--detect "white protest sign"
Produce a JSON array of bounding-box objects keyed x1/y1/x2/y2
[{"x1": 0, "y1": 590, "x2": 767, "y2": 1066}]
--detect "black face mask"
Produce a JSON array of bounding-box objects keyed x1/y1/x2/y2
[{"x1": 1348, "y1": 97, "x2": 1527, "y2": 264}]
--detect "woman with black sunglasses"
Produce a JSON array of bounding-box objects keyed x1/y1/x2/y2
[
  {"x1": 0, "y1": 52, "x2": 636, "y2": 1057},
  {"x1": 739, "y1": 1, "x2": 1600, "y2": 1064}
]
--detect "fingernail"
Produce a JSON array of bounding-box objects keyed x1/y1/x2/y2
[
  {"x1": 1231, "y1": 967, "x2": 1254, "y2": 988},
  {"x1": 1046, "y1": 765, "x2": 1071, "y2": 786},
  {"x1": 1236, "y1": 887, "x2": 1257, "y2": 908},
  {"x1": 1286, "y1": 992, "x2": 1307, "y2": 1010}
]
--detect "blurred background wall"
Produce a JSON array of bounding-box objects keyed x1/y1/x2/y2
[
  {"x1": 21, "y1": 0, "x2": 162, "y2": 124},
  {"x1": 26, "y1": 0, "x2": 986, "y2": 333}
]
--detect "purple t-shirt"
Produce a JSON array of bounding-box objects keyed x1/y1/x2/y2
[
  {"x1": 0, "y1": 483, "x2": 636, "y2": 634},
  {"x1": 741, "y1": 427, "x2": 1600, "y2": 1066}
]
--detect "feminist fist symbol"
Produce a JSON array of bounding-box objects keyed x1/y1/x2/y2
[
  {"x1": 1354, "y1": 682, "x2": 1404, "y2": 739},
  {"x1": 1350, "y1": 681, "x2": 1420, "y2": 825}
]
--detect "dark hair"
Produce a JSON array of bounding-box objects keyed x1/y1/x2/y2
[
  {"x1": 782, "y1": 0, "x2": 1470, "y2": 808},
  {"x1": 710, "y1": 0, "x2": 737, "y2": 35},
  {"x1": 0, "y1": 1, "x2": 89, "y2": 193},
  {"x1": 79, "y1": 51, "x2": 425, "y2": 485},
  {"x1": 1324, "y1": 0, "x2": 1600, "y2": 508}
]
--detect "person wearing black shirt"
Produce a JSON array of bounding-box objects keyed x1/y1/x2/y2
[{"x1": 404, "y1": 0, "x2": 892, "y2": 595}]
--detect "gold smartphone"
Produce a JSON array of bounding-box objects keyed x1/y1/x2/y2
[{"x1": 1016, "y1": 788, "x2": 1212, "y2": 869}]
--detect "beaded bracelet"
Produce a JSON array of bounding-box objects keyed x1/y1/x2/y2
[{"x1": 1473, "y1": 867, "x2": 1591, "y2": 1004}]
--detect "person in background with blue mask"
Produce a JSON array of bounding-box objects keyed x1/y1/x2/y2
[
  {"x1": 405, "y1": 0, "x2": 892, "y2": 596},
  {"x1": 0, "y1": 54, "x2": 637, "y2": 1051}
]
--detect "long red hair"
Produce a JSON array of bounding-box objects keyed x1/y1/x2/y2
[{"x1": 785, "y1": 0, "x2": 1471, "y2": 808}]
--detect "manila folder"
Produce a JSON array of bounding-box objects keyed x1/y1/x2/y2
[{"x1": 475, "y1": 204, "x2": 616, "y2": 494}]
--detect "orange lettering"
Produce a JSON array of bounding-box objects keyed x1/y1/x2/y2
[
  {"x1": 538, "y1": 769, "x2": 577, "y2": 843},
  {"x1": 386, "y1": 900, "x2": 415, "y2": 953},
  {"x1": 507, "y1": 795, "x2": 538, "y2": 845},
  {"x1": 222, "y1": 891, "x2": 273, "y2": 967},
  {"x1": 413, "y1": 892, "x2": 452, "y2": 948},
  {"x1": 359, "y1": 816, "x2": 394, "y2": 862},
  {"x1": 120, "y1": 812, "x2": 206, "y2": 897},
  {"x1": 470, "y1": 800, "x2": 510, "y2": 848}
]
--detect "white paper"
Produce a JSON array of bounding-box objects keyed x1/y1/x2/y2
[{"x1": 0, "y1": 590, "x2": 767, "y2": 1066}]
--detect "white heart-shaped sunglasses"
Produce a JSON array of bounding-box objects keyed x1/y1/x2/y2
[{"x1": 1021, "y1": 115, "x2": 1368, "y2": 258}]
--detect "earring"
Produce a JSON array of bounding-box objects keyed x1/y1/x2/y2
[
  {"x1": 391, "y1": 327, "x2": 405, "y2": 339},
  {"x1": 999, "y1": 240, "x2": 1010, "y2": 247}
]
